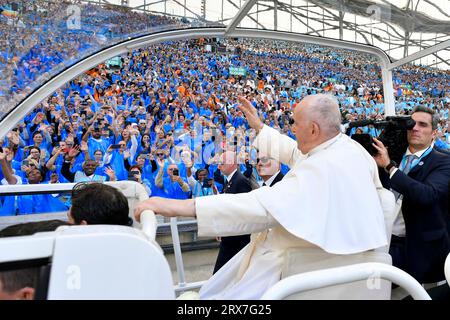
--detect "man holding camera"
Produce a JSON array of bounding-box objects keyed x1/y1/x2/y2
[
  {"x1": 187, "y1": 167, "x2": 218, "y2": 198},
  {"x1": 155, "y1": 161, "x2": 190, "y2": 200},
  {"x1": 81, "y1": 113, "x2": 110, "y2": 159},
  {"x1": 373, "y1": 106, "x2": 450, "y2": 284}
]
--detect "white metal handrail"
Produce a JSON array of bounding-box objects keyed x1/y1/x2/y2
[
  {"x1": 170, "y1": 217, "x2": 186, "y2": 287},
  {"x1": 174, "y1": 280, "x2": 206, "y2": 293},
  {"x1": 261, "y1": 262, "x2": 431, "y2": 300},
  {"x1": 157, "y1": 219, "x2": 197, "y2": 228},
  {"x1": 140, "y1": 210, "x2": 157, "y2": 240},
  {"x1": 445, "y1": 253, "x2": 450, "y2": 287},
  {"x1": 0, "y1": 182, "x2": 207, "y2": 294}
]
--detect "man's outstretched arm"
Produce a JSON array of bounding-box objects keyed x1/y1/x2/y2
[
  {"x1": 237, "y1": 96, "x2": 300, "y2": 168},
  {"x1": 134, "y1": 197, "x2": 196, "y2": 219},
  {"x1": 134, "y1": 193, "x2": 276, "y2": 237}
]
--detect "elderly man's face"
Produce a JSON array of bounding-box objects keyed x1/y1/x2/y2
[
  {"x1": 167, "y1": 164, "x2": 178, "y2": 177},
  {"x1": 218, "y1": 152, "x2": 237, "y2": 176},
  {"x1": 256, "y1": 156, "x2": 279, "y2": 177},
  {"x1": 292, "y1": 100, "x2": 314, "y2": 154}
]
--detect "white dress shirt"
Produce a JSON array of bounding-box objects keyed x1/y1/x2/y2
[
  {"x1": 391, "y1": 146, "x2": 432, "y2": 237},
  {"x1": 260, "y1": 170, "x2": 281, "y2": 187}
]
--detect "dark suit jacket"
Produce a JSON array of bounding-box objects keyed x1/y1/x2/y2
[
  {"x1": 213, "y1": 169, "x2": 253, "y2": 274},
  {"x1": 379, "y1": 149, "x2": 450, "y2": 282},
  {"x1": 268, "y1": 171, "x2": 284, "y2": 187}
]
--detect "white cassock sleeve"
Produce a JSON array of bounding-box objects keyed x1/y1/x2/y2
[
  {"x1": 195, "y1": 192, "x2": 278, "y2": 237},
  {"x1": 253, "y1": 125, "x2": 302, "y2": 168}
]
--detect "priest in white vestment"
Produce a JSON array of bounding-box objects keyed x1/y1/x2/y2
[{"x1": 134, "y1": 94, "x2": 388, "y2": 299}]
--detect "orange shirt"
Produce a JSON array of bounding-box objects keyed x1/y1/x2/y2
[
  {"x1": 258, "y1": 80, "x2": 264, "y2": 91},
  {"x1": 177, "y1": 86, "x2": 186, "y2": 96},
  {"x1": 86, "y1": 68, "x2": 99, "y2": 78}
]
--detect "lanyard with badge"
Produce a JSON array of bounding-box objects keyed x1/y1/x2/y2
[
  {"x1": 393, "y1": 145, "x2": 433, "y2": 230},
  {"x1": 399, "y1": 146, "x2": 432, "y2": 172}
]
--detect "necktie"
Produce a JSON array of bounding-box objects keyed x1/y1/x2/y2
[
  {"x1": 262, "y1": 182, "x2": 267, "y2": 186},
  {"x1": 393, "y1": 154, "x2": 417, "y2": 201},
  {"x1": 223, "y1": 178, "x2": 229, "y2": 193},
  {"x1": 403, "y1": 154, "x2": 417, "y2": 175}
]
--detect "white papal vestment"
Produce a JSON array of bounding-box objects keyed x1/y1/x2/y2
[{"x1": 196, "y1": 125, "x2": 388, "y2": 299}]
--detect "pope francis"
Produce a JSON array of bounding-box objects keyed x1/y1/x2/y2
[{"x1": 134, "y1": 94, "x2": 389, "y2": 299}]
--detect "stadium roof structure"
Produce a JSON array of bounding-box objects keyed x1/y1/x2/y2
[
  {"x1": 102, "y1": 0, "x2": 450, "y2": 69},
  {"x1": 2, "y1": 0, "x2": 450, "y2": 138}
]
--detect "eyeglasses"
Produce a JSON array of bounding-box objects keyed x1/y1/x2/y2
[
  {"x1": 156, "y1": 153, "x2": 164, "y2": 156},
  {"x1": 256, "y1": 157, "x2": 273, "y2": 165}
]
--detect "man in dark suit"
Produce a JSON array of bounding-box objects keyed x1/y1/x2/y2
[
  {"x1": 373, "y1": 106, "x2": 450, "y2": 284},
  {"x1": 256, "y1": 155, "x2": 284, "y2": 187},
  {"x1": 213, "y1": 151, "x2": 252, "y2": 274}
]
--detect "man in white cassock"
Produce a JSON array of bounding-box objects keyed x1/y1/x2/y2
[{"x1": 134, "y1": 94, "x2": 389, "y2": 300}]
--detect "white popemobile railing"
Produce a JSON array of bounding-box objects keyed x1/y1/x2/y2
[
  {"x1": 261, "y1": 263, "x2": 432, "y2": 300},
  {"x1": 0, "y1": 181, "x2": 204, "y2": 293},
  {"x1": 0, "y1": 182, "x2": 441, "y2": 299},
  {"x1": 445, "y1": 253, "x2": 450, "y2": 286}
]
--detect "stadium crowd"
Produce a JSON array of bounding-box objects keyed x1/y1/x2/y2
[
  {"x1": 0, "y1": 0, "x2": 187, "y2": 115},
  {"x1": 1, "y1": 2, "x2": 450, "y2": 215}
]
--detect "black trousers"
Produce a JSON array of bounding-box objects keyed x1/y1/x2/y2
[
  {"x1": 213, "y1": 234, "x2": 250, "y2": 274},
  {"x1": 389, "y1": 235, "x2": 406, "y2": 272}
]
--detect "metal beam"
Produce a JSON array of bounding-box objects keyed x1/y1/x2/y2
[
  {"x1": 274, "y1": 0, "x2": 278, "y2": 31},
  {"x1": 225, "y1": 0, "x2": 258, "y2": 35},
  {"x1": 133, "y1": 0, "x2": 167, "y2": 10},
  {"x1": 171, "y1": 0, "x2": 205, "y2": 21},
  {"x1": 382, "y1": 68, "x2": 395, "y2": 116},
  {"x1": 225, "y1": 0, "x2": 265, "y2": 30},
  {"x1": 388, "y1": 38, "x2": 450, "y2": 70}
]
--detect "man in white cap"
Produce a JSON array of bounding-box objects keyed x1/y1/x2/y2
[{"x1": 135, "y1": 94, "x2": 389, "y2": 299}]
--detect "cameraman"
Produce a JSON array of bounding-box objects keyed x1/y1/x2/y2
[{"x1": 372, "y1": 106, "x2": 450, "y2": 284}]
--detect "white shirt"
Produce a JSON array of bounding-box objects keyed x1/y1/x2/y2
[
  {"x1": 391, "y1": 145, "x2": 432, "y2": 237},
  {"x1": 224, "y1": 169, "x2": 237, "y2": 185},
  {"x1": 260, "y1": 171, "x2": 281, "y2": 187},
  {"x1": 1, "y1": 174, "x2": 23, "y2": 185}
]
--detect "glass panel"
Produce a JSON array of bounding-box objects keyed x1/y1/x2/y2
[
  {"x1": 4, "y1": 0, "x2": 450, "y2": 122},
  {"x1": 241, "y1": 0, "x2": 450, "y2": 67},
  {"x1": 0, "y1": 0, "x2": 197, "y2": 121},
  {"x1": 0, "y1": 39, "x2": 382, "y2": 207}
]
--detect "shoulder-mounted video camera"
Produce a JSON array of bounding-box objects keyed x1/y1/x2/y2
[{"x1": 348, "y1": 116, "x2": 416, "y2": 164}]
